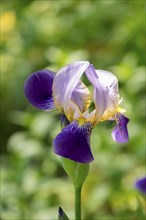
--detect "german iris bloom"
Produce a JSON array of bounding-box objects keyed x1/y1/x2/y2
[
  {"x1": 135, "y1": 177, "x2": 146, "y2": 194},
  {"x1": 24, "y1": 61, "x2": 129, "y2": 163}
]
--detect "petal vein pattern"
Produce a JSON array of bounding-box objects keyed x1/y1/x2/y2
[{"x1": 53, "y1": 120, "x2": 94, "y2": 163}]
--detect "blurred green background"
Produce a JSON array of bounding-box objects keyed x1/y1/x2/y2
[{"x1": 0, "y1": 0, "x2": 145, "y2": 219}]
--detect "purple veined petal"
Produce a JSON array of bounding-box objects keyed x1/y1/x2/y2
[
  {"x1": 52, "y1": 61, "x2": 90, "y2": 118},
  {"x1": 24, "y1": 70, "x2": 55, "y2": 111},
  {"x1": 53, "y1": 120, "x2": 94, "y2": 163},
  {"x1": 135, "y1": 177, "x2": 146, "y2": 194},
  {"x1": 112, "y1": 114, "x2": 129, "y2": 143}
]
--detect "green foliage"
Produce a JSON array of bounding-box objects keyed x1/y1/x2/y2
[{"x1": 0, "y1": 1, "x2": 145, "y2": 220}]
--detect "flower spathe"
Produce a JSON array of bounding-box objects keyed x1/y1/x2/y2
[{"x1": 24, "y1": 61, "x2": 129, "y2": 163}]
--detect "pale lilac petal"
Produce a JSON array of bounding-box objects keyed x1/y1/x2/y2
[
  {"x1": 112, "y1": 114, "x2": 129, "y2": 143},
  {"x1": 24, "y1": 70, "x2": 55, "y2": 110},
  {"x1": 71, "y1": 81, "x2": 91, "y2": 112},
  {"x1": 85, "y1": 65, "x2": 107, "y2": 118},
  {"x1": 85, "y1": 66, "x2": 120, "y2": 120},
  {"x1": 95, "y1": 70, "x2": 119, "y2": 114},
  {"x1": 135, "y1": 177, "x2": 146, "y2": 194},
  {"x1": 53, "y1": 120, "x2": 94, "y2": 163},
  {"x1": 53, "y1": 61, "x2": 90, "y2": 117}
]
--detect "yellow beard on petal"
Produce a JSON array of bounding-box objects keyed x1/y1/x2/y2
[
  {"x1": 100, "y1": 106, "x2": 126, "y2": 122},
  {"x1": 100, "y1": 111, "x2": 115, "y2": 121},
  {"x1": 73, "y1": 109, "x2": 97, "y2": 126},
  {"x1": 117, "y1": 106, "x2": 126, "y2": 114},
  {"x1": 78, "y1": 117, "x2": 88, "y2": 125}
]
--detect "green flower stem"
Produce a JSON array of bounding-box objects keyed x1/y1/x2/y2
[
  {"x1": 62, "y1": 157, "x2": 89, "y2": 220},
  {"x1": 74, "y1": 185, "x2": 82, "y2": 220}
]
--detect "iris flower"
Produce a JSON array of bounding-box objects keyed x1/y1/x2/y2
[
  {"x1": 135, "y1": 177, "x2": 146, "y2": 194},
  {"x1": 24, "y1": 61, "x2": 129, "y2": 163}
]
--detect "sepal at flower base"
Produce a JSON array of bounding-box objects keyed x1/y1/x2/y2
[
  {"x1": 62, "y1": 157, "x2": 89, "y2": 188},
  {"x1": 58, "y1": 207, "x2": 69, "y2": 220}
]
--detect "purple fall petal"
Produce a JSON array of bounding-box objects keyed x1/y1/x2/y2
[
  {"x1": 135, "y1": 177, "x2": 146, "y2": 194},
  {"x1": 112, "y1": 114, "x2": 129, "y2": 143},
  {"x1": 24, "y1": 70, "x2": 55, "y2": 110},
  {"x1": 53, "y1": 120, "x2": 94, "y2": 163}
]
